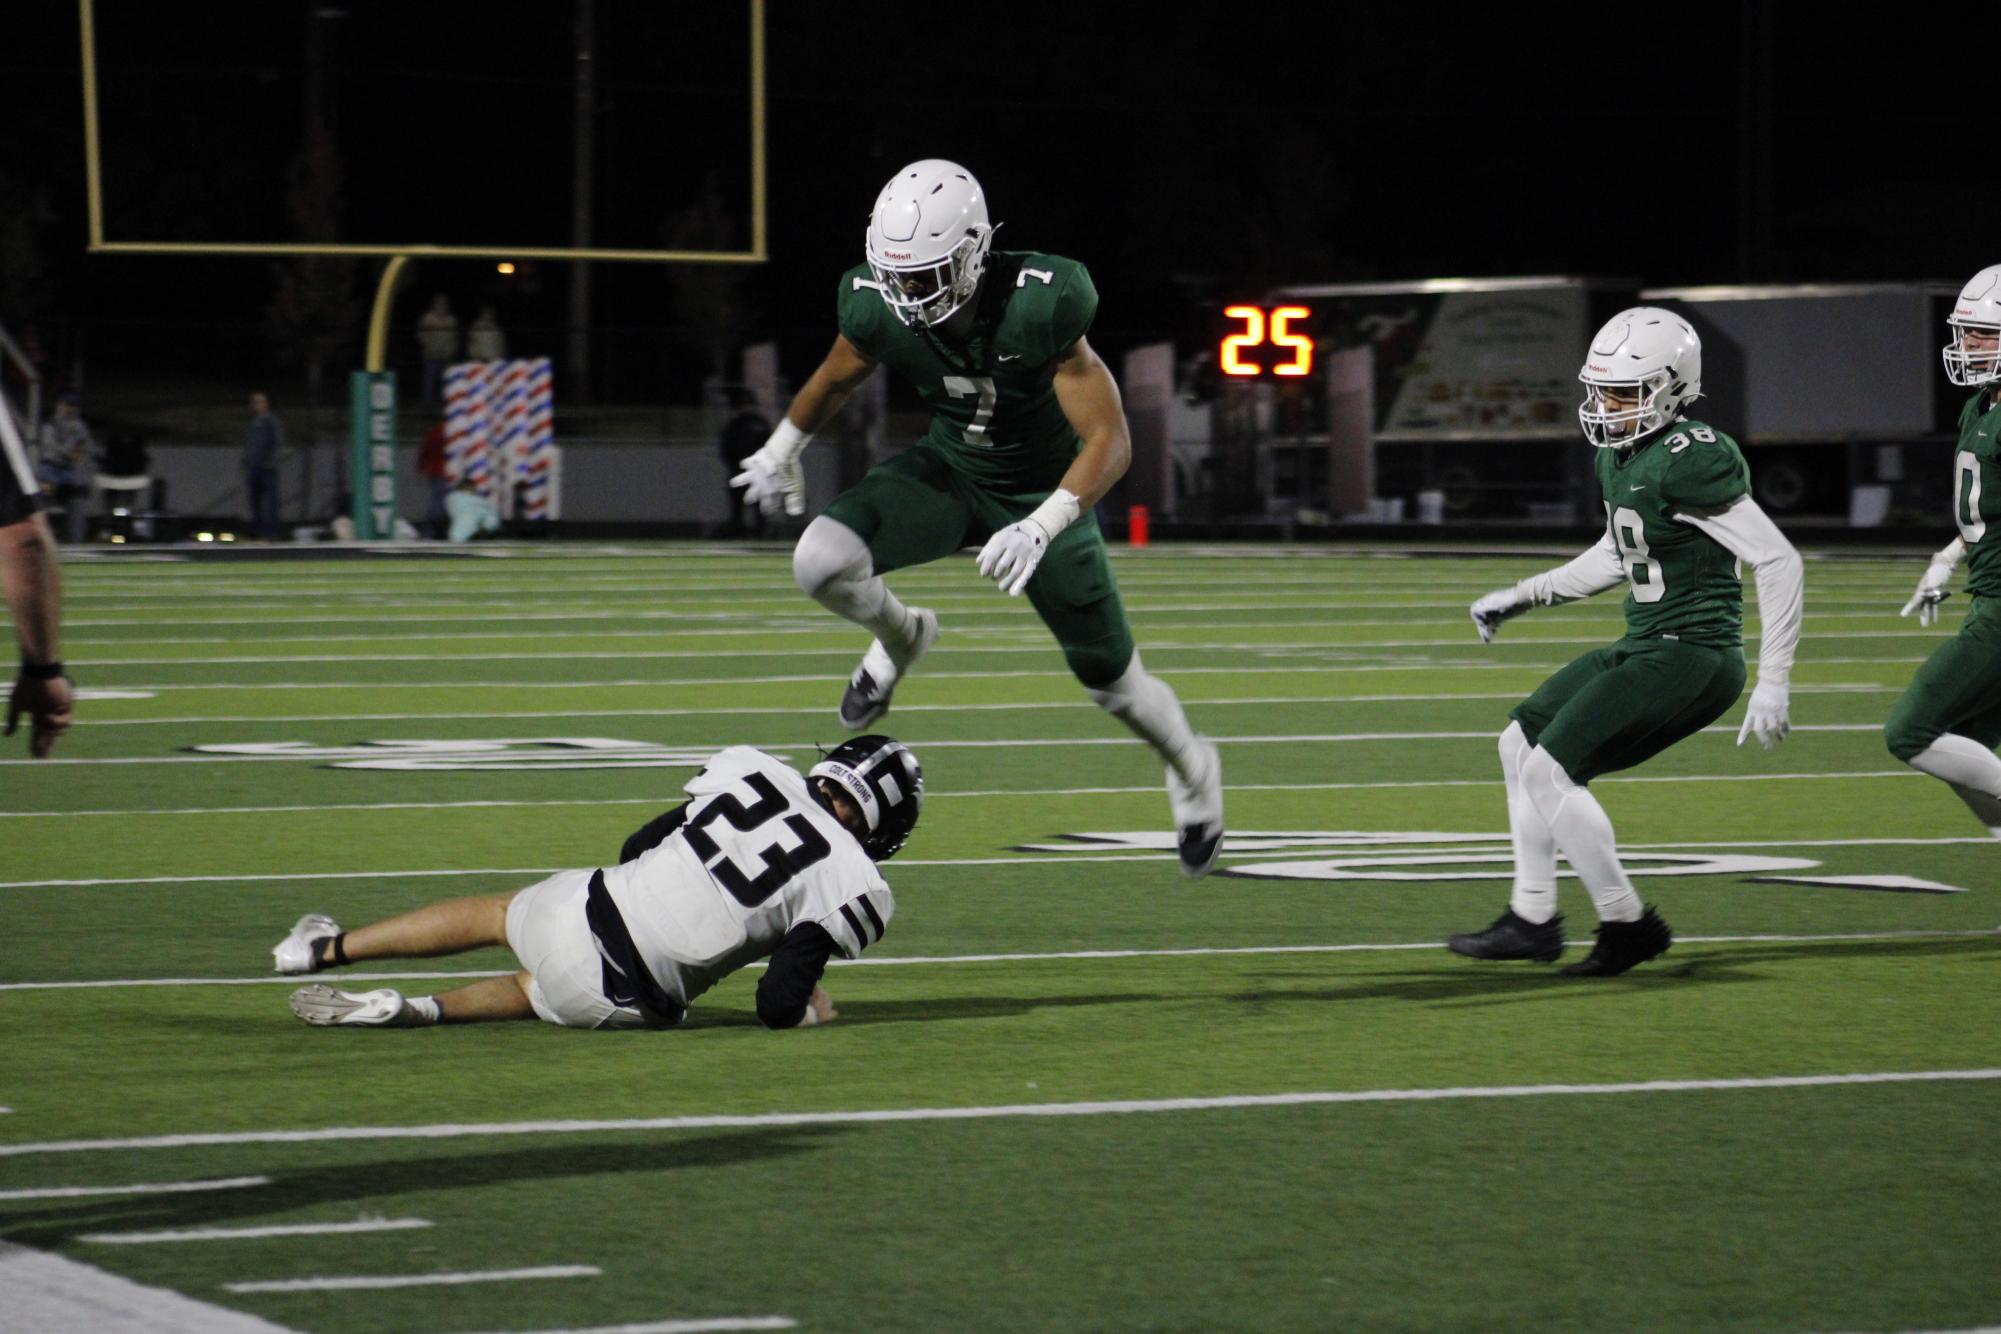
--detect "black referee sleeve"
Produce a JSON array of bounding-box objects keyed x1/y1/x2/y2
[{"x1": 756, "y1": 922, "x2": 838, "y2": 1028}]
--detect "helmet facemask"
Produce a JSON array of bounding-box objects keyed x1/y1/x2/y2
[
  {"x1": 867, "y1": 227, "x2": 992, "y2": 329},
  {"x1": 1579, "y1": 370, "x2": 1684, "y2": 449},
  {"x1": 1944, "y1": 319, "x2": 2001, "y2": 387}
]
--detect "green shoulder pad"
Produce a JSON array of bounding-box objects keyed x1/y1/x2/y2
[
  {"x1": 1005, "y1": 253, "x2": 1098, "y2": 364},
  {"x1": 1660, "y1": 421, "x2": 1751, "y2": 511},
  {"x1": 837, "y1": 264, "x2": 892, "y2": 360},
  {"x1": 1961, "y1": 393, "x2": 1990, "y2": 432}
]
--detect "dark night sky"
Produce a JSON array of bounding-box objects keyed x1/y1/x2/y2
[{"x1": 0, "y1": 2, "x2": 1982, "y2": 396}]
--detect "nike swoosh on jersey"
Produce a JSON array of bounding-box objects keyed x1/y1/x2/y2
[
  {"x1": 997, "y1": 354, "x2": 1021, "y2": 362},
  {"x1": 1630, "y1": 484, "x2": 1647, "y2": 491}
]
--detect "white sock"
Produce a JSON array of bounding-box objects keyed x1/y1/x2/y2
[
  {"x1": 1084, "y1": 653, "x2": 1203, "y2": 782},
  {"x1": 1907, "y1": 734, "x2": 2001, "y2": 836},
  {"x1": 1499, "y1": 722, "x2": 1559, "y2": 923},
  {"x1": 792, "y1": 516, "x2": 919, "y2": 660},
  {"x1": 404, "y1": 995, "x2": 442, "y2": 1026},
  {"x1": 1521, "y1": 746, "x2": 1642, "y2": 924}
]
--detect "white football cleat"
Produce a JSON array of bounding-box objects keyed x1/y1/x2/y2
[
  {"x1": 1167, "y1": 736, "x2": 1225, "y2": 878},
  {"x1": 272, "y1": 913, "x2": 341, "y2": 975},
  {"x1": 839, "y1": 607, "x2": 939, "y2": 730},
  {"x1": 289, "y1": 984, "x2": 425, "y2": 1028}
]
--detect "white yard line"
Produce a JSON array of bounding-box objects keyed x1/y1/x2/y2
[
  {"x1": 0, "y1": 724, "x2": 1899, "y2": 770},
  {"x1": 11, "y1": 820, "x2": 1970, "y2": 889},
  {"x1": 0, "y1": 766, "x2": 1929, "y2": 821},
  {"x1": 4, "y1": 929, "x2": 1993, "y2": 995},
  {"x1": 0, "y1": 1242, "x2": 298, "y2": 1334},
  {"x1": 61, "y1": 682, "x2": 1904, "y2": 730},
  {"x1": 80, "y1": 1218, "x2": 433, "y2": 1245},
  {"x1": 6, "y1": 1071, "x2": 1995, "y2": 1161},
  {"x1": 53, "y1": 657, "x2": 1945, "y2": 693},
  {"x1": 224, "y1": 1265, "x2": 601, "y2": 1294},
  {"x1": 61, "y1": 629, "x2": 1938, "y2": 668},
  {"x1": 0, "y1": 1176, "x2": 270, "y2": 1200}
]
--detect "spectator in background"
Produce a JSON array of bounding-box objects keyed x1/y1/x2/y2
[
  {"x1": 36, "y1": 392, "x2": 93, "y2": 544},
  {"x1": 2, "y1": 398, "x2": 72, "y2": 756},
  {"x1": 445, "y1": 477, "x2": 500, "y2": 543},
  {"x1": 417, "y1": 294, "x2": 460, "y2": 404},
  {"x1": 467, "y1": 305, "x2": 507, "y2": 363},
  {"x1": 716, "y1": 388, "x2": 771, "y2": 538},
  {"x1": 417, "y1": 422, "x2": 453, "y2": 539},
  {"x1": 243, "y1": 391, "x2": 284, "y2": 541}
]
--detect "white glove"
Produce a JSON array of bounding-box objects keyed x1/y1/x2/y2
[
  {"x1": 1736, "y1": 681, "x2": 1791, "y2": 750},
  {"x1": 730, "y1": 421, "x2": 810, "y2": 518},
  {"x1": 1469, "y1": 588, "x2": 1531, "y2": 643},
  {"x1": 977, "y1": 518, "x2": 1052, "y2": 596},
  {"x1": 977, "y1": 489, "x2": 1081, "y2": 596},
  {"x1": 1900, "y1": 557, "x2": 1958, "y2": 629}
]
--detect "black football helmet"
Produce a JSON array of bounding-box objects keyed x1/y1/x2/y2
[{"x1": 808, "y1": 734, "x2": 922, "y2": 861}]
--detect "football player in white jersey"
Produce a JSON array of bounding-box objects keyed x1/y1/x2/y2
[{"x1": 272, "y1": 736, "x2": 920, "y2": 1030}]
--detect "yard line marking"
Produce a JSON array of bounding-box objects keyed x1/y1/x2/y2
[
  {"x1": 0, "y1": 1176, "x2": 270, "y2": 1200},
  {"x1": 59, "y1": 629, "x2": 1940, "y2": 669},
  {"x1": 5, "y1": 929, "x2": 1993, "y2": 993},
  {"x1": 6, "y1": 1072, "x2": 1995, "y2": 1160},
  {"x1": 67, "y1": 682, "x2": 1903, "y2": 729},
  {"x1": 446, "y1": 1321, "x2": 797, "y2": 1334},
  {"x1": 0, "y1": 766, "x2": 1929, "y2": 821},
  {"x1": 224, "y1": 1265, "x2": 601, "y2": 1294},
  {"x1": 62, "y1": 657, "x2": 1946, "y2": 692},
  {"x1": 80, "y1": 1218, "x2": 433, "y2": 1245},
  {"x1": 6, "y1": 811, "x2": 1963, "y2": 889},
  {"x1": 0, "y1": 1241, "x2": 296, "y2": 1334},
  {"x1": 0, "y1": 725, "x2": 1900, "y2": 770}
]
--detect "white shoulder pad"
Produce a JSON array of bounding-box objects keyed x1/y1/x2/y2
[{"x1": 685, "y1": 746, "x2": 803, "y2": 798}]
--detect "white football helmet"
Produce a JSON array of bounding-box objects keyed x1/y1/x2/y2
[
  {"x1": 1577, "y1": 306, "x2": 1703, "y2": 449},
  {"x1": 1943, "y1": 265, "x2": 2001, "y2": 387},
  {"x1": 865, "y1": 159, "x2": 995, "y2": 328}
]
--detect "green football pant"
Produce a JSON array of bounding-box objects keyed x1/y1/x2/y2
[
  {"x1": 821, "y1": 443, "x2": 1135, "y2": 688},
  {"x1": 1511, "y1": 637, "x2": 1747, "y2": 784},
  {"x1": 1885, "y1": 597, "x2": 2001, "y2": 761}
]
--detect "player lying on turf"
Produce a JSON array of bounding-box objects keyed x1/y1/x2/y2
[
  {"x1": 1450, "y1": 308, "x2": 1804, "y2": 976},
  {"x1": 1886, "y1": 264, "x2": 2001, "y2": 836},
  {"x1": 272, "y1": 736, "x2": 919, "y2": 1029},
  {"x1": 729, "y1": 159, "x2": 1224, "y2": 877}
]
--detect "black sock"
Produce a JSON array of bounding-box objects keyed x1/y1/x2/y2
[{"x1": 315, "y1": 934, "x2": 351, "y2": 970}]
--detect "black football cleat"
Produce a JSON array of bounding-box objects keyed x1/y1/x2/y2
[
  {"x1": 1561, "y1": 905, "x2": 1673, "y2": 977},
  {"x1": 837, "y1": 609, "x2": 939, "y2": 731},
  {"x1": 1446, "y1": 908, "x2": 1567, "y2": 963}
]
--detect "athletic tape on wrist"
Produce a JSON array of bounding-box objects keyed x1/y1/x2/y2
[
  {"x1": 20, "y1": 658, "x2": 63, "y2": 681},
  {"x1": 1025, "y1": 489, "x2": 1082, "y2": 543}
]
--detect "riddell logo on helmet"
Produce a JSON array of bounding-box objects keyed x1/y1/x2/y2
[
  {"x1": 883, "y1": 250, "x2": 913, "y2": 260},
  {"x1": 1585, "y1": 363, "x2": 1610, "y2": 373}
]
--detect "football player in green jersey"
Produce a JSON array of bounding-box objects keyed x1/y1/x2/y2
[
  {"x1": 1885, "y1": 264, "x2": 2001, "y2": 835},
  {"x1": 1447, "y1": 308, "x2": 1804, "y2": 975},
  {"x1": 731, "y1": 160, "x2": 1224, "y2": 875}
]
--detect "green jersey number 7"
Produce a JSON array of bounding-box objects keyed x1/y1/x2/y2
[{"x1": 944, "y1": 376, "x2": 997, "y2": 447}]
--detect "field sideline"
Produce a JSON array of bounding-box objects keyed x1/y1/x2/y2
[{"x1": 3, "y1": 543, "x2": 1998, "y2": 1333}]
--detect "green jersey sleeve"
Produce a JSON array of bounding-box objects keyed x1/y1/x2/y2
[
  {"x1": 1660, "y1": 423, "x2": 1751, "y2": 512},
  {"x1": 1037, "y1": 262, "x2": 1098, "y2": 364},
  {"x1": 836, "y1": 266, "x2": 891, "y2": 360}
]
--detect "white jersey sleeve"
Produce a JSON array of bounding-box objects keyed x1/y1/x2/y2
[{"x1": 816, "y1": 885, "x2": 896, "y2": 960}]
